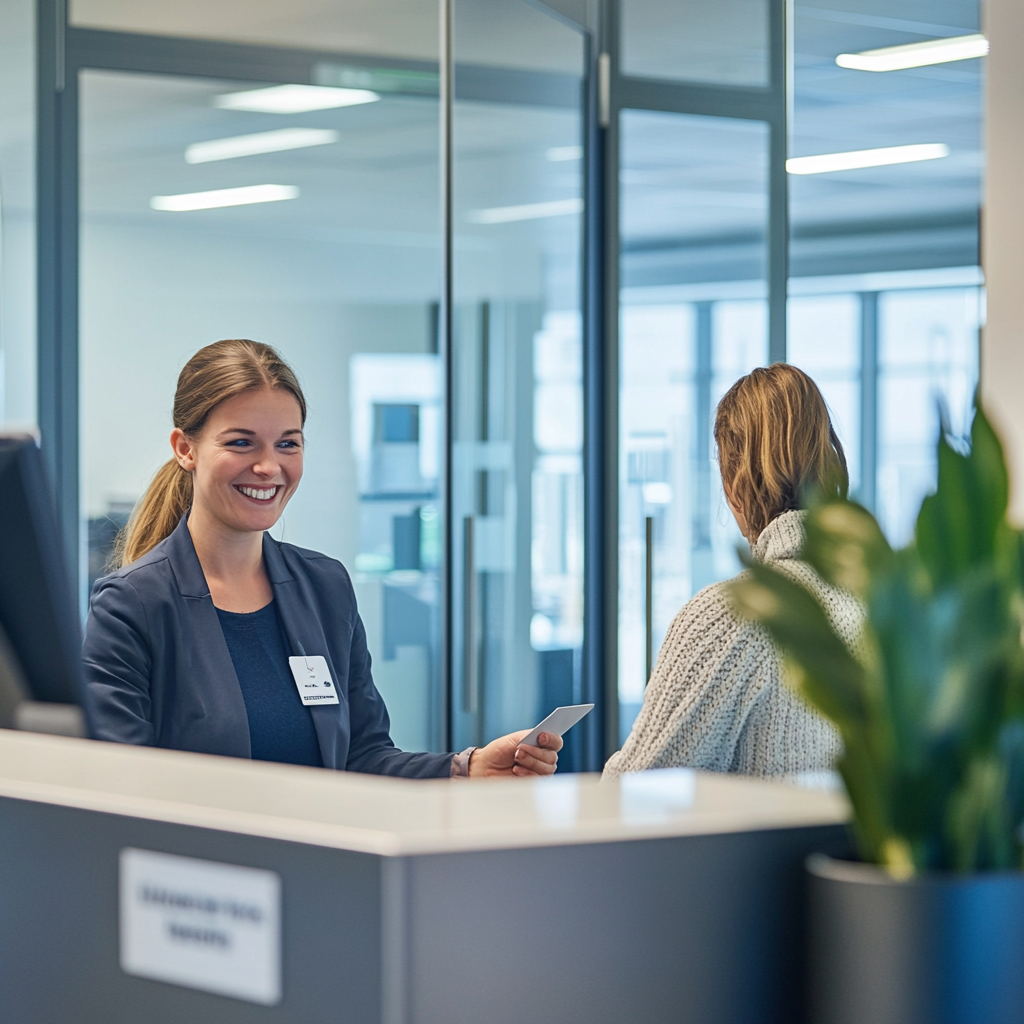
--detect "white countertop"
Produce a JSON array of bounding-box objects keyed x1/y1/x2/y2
[{"x1": 0, "y1": 730, "x2": 848, "y2": 856}]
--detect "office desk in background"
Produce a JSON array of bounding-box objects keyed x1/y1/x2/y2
[{"x1": 0, "y1": 731, "x2": 848, "y2": 1024}]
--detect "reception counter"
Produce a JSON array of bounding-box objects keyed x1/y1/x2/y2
[{"x1": 0, "y1": 730, "x2": 849, "y2": 1023}]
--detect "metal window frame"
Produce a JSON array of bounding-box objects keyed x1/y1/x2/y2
[
  {"x1": 859, "y1": 291, "x2": 879, "y2": 511},
  {"x1": 581, "y1": 0, "x2": 617, "y2": 769},
  {"x1": 37, "y1": 0, "x2": 79, "y2": 585},
  {"x1": 439, "y1": 0, "x2": 455, "y2": 756}
]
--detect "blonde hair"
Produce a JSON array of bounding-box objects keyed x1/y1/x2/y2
[
  {"x1": 114, "y1": 340, "x2": 306, "y2": 568},
  {"x1": 714, "y1": 363, "x2": 848, "y2": 541}
]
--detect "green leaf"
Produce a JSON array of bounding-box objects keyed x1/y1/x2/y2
[
  {"x1": 731, "y1": 400, "x2": 1024, "y2": 872},
  {"x1": 803, "y1": 499, "x2": 893, "y2": 599},
  {"x1": 916, "y1": 406, "x2": 1009, "y2": 588}
]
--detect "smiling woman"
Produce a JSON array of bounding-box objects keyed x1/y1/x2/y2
[
  {"x1": 85, "y1": 340, "x2": 563, "y2": 778},
  {"x1": 112, "y1": 339, "x2": 306, "y2": 572},
  {"x1": 170, "y1": 387, "x2": 305, "y2": 613}
]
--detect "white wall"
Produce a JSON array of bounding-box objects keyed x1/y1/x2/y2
[
  {"x1": 79, "y1": 218, "x2": 437, "y2": 569},
  {"x1": 981, "y1": 0, "x2": 1024, "y2": 521}
]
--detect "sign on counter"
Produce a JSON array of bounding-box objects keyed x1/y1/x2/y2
[{"x1": 119, "y1": 848, "x2": 281, "y2": 1005}]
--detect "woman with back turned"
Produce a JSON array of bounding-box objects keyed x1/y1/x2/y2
[
  {"x1": 84, "y1": 339, "x2": 561, "y2": 777},
  {"x1": 604, "y1": 363, "x2": 860, "y2": 780}
]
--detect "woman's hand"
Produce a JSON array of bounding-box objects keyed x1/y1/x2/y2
[{"x1": 469, "y1": 730, "x2": 563, "y2": 778}]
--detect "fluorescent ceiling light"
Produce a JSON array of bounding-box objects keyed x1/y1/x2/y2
[
  {"x1": 185, "y1": 128, "x2": 340, "y2": 164},
  {"x1": 150, "y1": 184, "x2": 300, "y2": 212},
  {"x1": 547, "y1": 145, "x2": 582, "y2": 162},
  {"x1": 786, "y1": 143, "x2": 949, "y2": 175},
  {"x1": 214, "y1": 84, "x2": 379, "y2": 114},
  {"x1": 469, "y1": 198, "x2": 583, "y2": 224},
  {"x1": 836, "y1": 33, "x2": 988, "y2": 72}
]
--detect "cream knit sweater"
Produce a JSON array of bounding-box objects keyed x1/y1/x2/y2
[{"x1": 603, "y1": 510, "x2": 859, "y2": 780}]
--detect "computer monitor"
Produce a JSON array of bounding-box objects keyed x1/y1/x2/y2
[{"x1": 0, "y1": 433, "x2": 86, "y2": 737}]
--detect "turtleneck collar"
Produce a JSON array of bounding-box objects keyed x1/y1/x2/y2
[{"x1": 751, "y1": 509, "x2": 806, "y2": 564}]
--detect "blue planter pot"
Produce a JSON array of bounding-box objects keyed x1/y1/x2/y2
[{"x1": 807, "y1": 854, "x2": 1024, "y2": 1024}]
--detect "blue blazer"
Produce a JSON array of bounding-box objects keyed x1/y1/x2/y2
[{"x1": 83, "y1": 516, "x2": 453, "y2": 778}]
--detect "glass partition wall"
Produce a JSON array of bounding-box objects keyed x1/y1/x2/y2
[
  {"x1": 450, "y1": 1, "x2": 585, "y2": 758},
  {"x1": 618, "y1": 109, "x2": 770, "y2": 738},
  {"x1": 614, "y1": 0, "x2": 983, "y2": 740},
  {"x1": 79, "y1": 63, "x2": 445, "y2": 750},
  {"x1": 38, "y1": 0, "x2": 984, "y2": 766},
  {"x1": 64, "y1": 0, "x2": 586, "y2": 759},
  {"x1": 613, "y1": 0, "x2": 784, "y2": 741}
]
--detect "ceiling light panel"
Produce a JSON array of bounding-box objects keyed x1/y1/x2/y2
[
  {"x1": 836, "y1": 34, "x2": 988, "y2": 72},
  {"x1": 185, "y1": 128, "x2": 340, "y2": 164},
  {"x1": 546, "y1": 145, "x2": 583, "y2": 162},
  {"x1": 214, "y1": 84, "x2": 379, "y2": 114},
  {"x1": 786, "y1": 144, "x2": 949, "y2": 175},
  {"x1": 469, "y1": 198, "x2": 583, "y2": 224},
  {"x1": 150, "y1": 184, "x2": 300, "y2": 212}
]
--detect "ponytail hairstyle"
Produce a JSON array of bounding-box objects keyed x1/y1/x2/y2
[
  {"x1": 113, "y1": 340, "x2": 307, "y2": 569},
  {"x1": 714, "y1": 363, "x2": 848, "y2": 541}
]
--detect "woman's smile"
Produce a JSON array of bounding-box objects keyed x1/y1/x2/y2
[{"x1": 234, "y1": 484, "x2": 282, "y2": 503}]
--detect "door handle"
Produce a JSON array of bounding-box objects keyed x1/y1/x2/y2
[
  {"x1": 645, "y1": 515, "x2": 654, "y2": 682},
  {"x1": 462, "y1": 514, "x2": 478, "y2": 713}
]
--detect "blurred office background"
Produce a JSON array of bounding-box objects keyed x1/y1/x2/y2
[{"x1": 0, "y1": 0, "x2": 983, "y2": 764}]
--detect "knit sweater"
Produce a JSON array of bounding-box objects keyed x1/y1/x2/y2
[{"x1": 603, "y1": 510, "x2": 859, "y2": 780}]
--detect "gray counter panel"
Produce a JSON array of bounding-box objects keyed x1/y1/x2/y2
[
  {"x1": 0, "y1": 796, "x2": 382, "y2": 1024},
  {"x1": 405, "y1": 825, "x2": 851, "y2": 1024},
  {"x1": 0, "y1": 791, "x2": 849, "y2": 1024}
]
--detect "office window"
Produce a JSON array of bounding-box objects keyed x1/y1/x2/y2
[
  {"x1": 877, "y1": 285, "x2": 982, "y2": 545},
  {"x1": 791, "y1": 0, "x2": 983, "y2": 537},
  {"x1": 788, "y1": 294, "x2": 861, "y2": 493}
]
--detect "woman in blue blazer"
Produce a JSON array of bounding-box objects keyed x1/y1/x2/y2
[{"x1": 83, "y1": 340, "x2": 561, "y2": 779}]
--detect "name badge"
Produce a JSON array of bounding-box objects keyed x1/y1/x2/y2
[{"x1": 287, "y1": 656, "x2": 339, "y2": 706}]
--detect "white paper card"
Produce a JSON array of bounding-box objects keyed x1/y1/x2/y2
[
  {"x1": 518, "y1": 703, "x2": 594, "y2": 747},
  {"x1": 287, "y1": 655, "x2": 340, "y2": 706},
  {"x1": 120, "y1": 848, "x2": 281, "y2": 1005}
]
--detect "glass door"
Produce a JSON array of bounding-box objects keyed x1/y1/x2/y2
[
  {"x1": 618, "y1": 108, "x2": 770, "y2": 742},
  {"x1": 450, "y1": 0, "x2": 586, "y2": 763}
]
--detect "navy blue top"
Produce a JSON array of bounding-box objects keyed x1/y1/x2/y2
[
  {"x1": 83, "y1": 515, "x2": 453, "y2": 777},
  {"x1": 215, "y1": 602, "x2": 323, "y2": 768}
]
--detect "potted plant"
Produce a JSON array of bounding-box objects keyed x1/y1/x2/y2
[{"x1": 730, "y1": 406, "x2": 1024, "y2": 1024}]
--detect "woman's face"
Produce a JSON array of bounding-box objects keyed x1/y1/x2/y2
[{"x1": 172, "y1": 387, "x2": 304, "y2": 536}]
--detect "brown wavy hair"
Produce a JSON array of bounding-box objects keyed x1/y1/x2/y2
[
  {"x1": 714, "y1": 363, "x2": 848, "y2": 541},
  {"x1": 113, "y1": 340, "x2": 306, "y2": 568}
]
